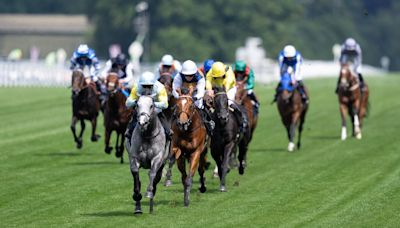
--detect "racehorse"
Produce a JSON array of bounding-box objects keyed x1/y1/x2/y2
[
  {"x1": 208, "y1": 87, "x2": 242, "y2": 192},
  {"x1": 70, "y1": 69, "x2": 100, "y2": 149},
  {"x1": 104, "y1": 73, "x2": 133, "y2": 163},
  {"x1": 337, "y1": 64, "x2": 369, "y2": 140},
  {"x1": 171, "y1": 88, "x2": 207, "y2": 206},
  {"x1": 126, "y1": 94, "x2": 168, "y2": 214},
  {"x1": 235, "y1": 74, "x2": 258, "y2": 142},
  {"x1": 277, "y1": 68, "x2": 309, "y2": 152}
]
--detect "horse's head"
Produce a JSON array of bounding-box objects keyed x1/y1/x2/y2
[
  {"x1": 71, "y1": 70, "x2": 86, "y2": 98},
  {"x1": 278, "y1": 71, "x2": 295, "y2": 103},
  {"x1": 136, "y1": 95, "x2": 155, "y2": 131},
  {"x1": 339, "y1": 64, "x2": 358, "y2": 92},
  {"x1": 106, "y1": 73, "x2": 119, "y2": 95},
  {"x1": 174, "y1": 87, "x2": 196, "y2": 131},
  {"x1": 158, "y1": 72, "x2": 173, "y2": 96},
  {"x1": 213, "y1": 87, "x2": 229, "y2": 124}
]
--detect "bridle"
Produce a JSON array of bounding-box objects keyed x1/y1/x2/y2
[{"x1": 174, "y1": 95, "x2": 196, "y2": 130}]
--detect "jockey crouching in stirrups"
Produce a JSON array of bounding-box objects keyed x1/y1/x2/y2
[
  {"x1": 125, "y1": 71, "x2": 172, "y2": 145},
  {"x1": 172, "y1": 60, "x2": 215, "y2": 136},
  {"x1": 233, "y1": 60, "x2": 260, "y2": 114},
  {"x1": 206, "y1": 61, "x2": 248, "y2": 133},
  {"x1": 70, "y1": 44, "x2": 104, "y2": 100},
  {"x1": 273, "y1": 45, "x2": 309, "y2": 104}
]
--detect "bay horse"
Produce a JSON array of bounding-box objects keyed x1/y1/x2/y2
[
  {"x1": 337, "y1": 64, "x2": 369, "y2": 140},
  {"x1": 126, "y1": 95, "x2": 168, "y2": 214},
  {"x1": 235, "y1": 74, "x2": 258, "y2": 142},
  {"x1": 209, "y1": 87, "x2": 241, "y2": 192},
  {"x1": 104, "y1": 73, "x2": 133, "y2": 163},
  {"x1": 171, "y1": 88, "x2": 207, "y2": 206},
  {"x1": 70, "y1": 69, "x2": 100, "y2": 149},
  {"x1": 277, "y1": 68, "x2": 309, "y2": 152}
]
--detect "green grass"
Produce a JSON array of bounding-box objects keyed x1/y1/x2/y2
[{"x1": 1, "y1": 75, "x2": 400, "y2": 227}]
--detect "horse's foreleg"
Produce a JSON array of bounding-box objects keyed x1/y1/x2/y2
[
  {"x1": 220, "y1": 143, "x2": 235, "y2": 192},
  {"x1": 297, "y1": 109, "x2": 308, "y2": 149},
  {"x1": 198, "y1": 149, "x2": 207, "y2": 193},
  {"x1": 115, "y1": 133, "x2": 123, "y2": 159},
  {"x1": 238, "y1": 140, "x2": 248, "y2": 175},
  {"x1": 70, "y1": 116, "x2": 82, "y2": 149},
  {"x1": 352, "y1": 99, "x2": 362, "y2": 139},
  {"x1": 90, "y1": 118, "x2": 100, "y2": 142},
  {"x1": 183, "y1": 148, "x2": 202, "y2": 206},
  {"x1": 164, "y1": 147, "x2": 177, "y2": 187},
  {"x1": 288, "y1": 123, "x2": 297, "y2": 152},
  {"x1": 104, "y1": 129, "x2": 112, "y2": 154},
  {"x1": 118, "y1": 133, "x2": 125, "y2": 163},
  {"x1": 339, "y1": 104, "x2": 348, "y2": 140},
  {"x1": 130, "y1": 161, "x2": 142, "y2": 214}
]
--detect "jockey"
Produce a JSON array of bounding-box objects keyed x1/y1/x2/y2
[
  {"x1": 172, "y1": 60, "x2": 215, "y2": 135},
  {"x1": 233, "y1": 60, "x2": 260, "y2": 110},
  {"x1": 206, "y1": 61, "x2": 248, "y2": 132},
  {"x1": 125, "y1": 71, "x2": 172, "y2": 142},
  {"x1": 155, "y1": 54, "x2": 179, "y2": 80},
  {"x1": 70, "y1": 44, "x2": 104, "y2": 102},
  {"x1": 101, "y1": 53, "x2": 134, "y2": 97},
  {"x1": 199, "y1": 59, "x2": 214, "y2": 77},
  {"x1": 337, "y1": 37, "x2": 365, "y2": 92},
  {"x1": 273, "y1": 45, "x2": 308, "y2": 103}
]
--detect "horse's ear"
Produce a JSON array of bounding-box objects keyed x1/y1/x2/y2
[{"x1": 188, "y1": 86, "x2": 194, "y2": 96}]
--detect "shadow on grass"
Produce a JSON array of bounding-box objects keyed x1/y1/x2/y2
[
  {"x1": 71, "y1": 161, "x2": 120, "y2": 165},
  {"x1": 251, "y1": 148, "x2": 286, "y2": 153},
  {"x1": 34, "y1": 151, "x2": 90, "y2": 157},
  {"x1": 83, "y1": 211, "x2": 133, "y2": 217},
  {"x1": 309, "y1": 135, "x2": 338, "y2": 140}
]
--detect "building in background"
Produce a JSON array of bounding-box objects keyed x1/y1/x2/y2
[{"x1": 0, "y1": 14, "x2": 90, "y2": 60}]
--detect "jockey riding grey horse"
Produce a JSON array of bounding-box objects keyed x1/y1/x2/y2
[{"x1": 125, "y1": 71, "x2": 170, "y2": 214}]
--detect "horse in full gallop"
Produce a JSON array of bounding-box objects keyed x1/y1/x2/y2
[
  {"x1": 171, "y1": 88, "x2": 207, "y2": 206},
  {"x1": 337, "y1": 64, "x2": 369, "y2": 140},
  {"x1": 208, "y1": 87, "x2": 242, "y2": 192},
  {"x1": 104, "y1": 73, "x2": 133, "y2": 163},
  {"x1": 70, "y1": 69, "x2": 100, "y2": 149},
  {"x1": 277, "y1": 68, "x2": 309, "y2": 152},
  {"x1": 126, "y1": 95, "x2": 168, "y2": 214}
]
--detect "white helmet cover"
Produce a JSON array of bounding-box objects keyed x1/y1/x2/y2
[
  {"x1": 283, "y1": 45, "x2": 296, "y2": 58},
  {"x1": 181, "y1": 60, "x2": 198, "y2": 75},
  {"x1": 161, "y1": 54, "x2": 174, "y2": 66},
  {"x1": 139, "y1": 71, "x2": 156, "y2": 85}
]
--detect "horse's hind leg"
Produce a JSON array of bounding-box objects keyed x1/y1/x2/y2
[
  {"x1": 115, "y1": 133, "x2": 122, "y2": 158},
  {"x1": 104, "y1": 129, "x2": 113, "y2": 154},
  {"x1": 198, "y1": 151, "x2": 207, "y2": 193},
  {"x1": 90, "y1": 118, "x2": 100, "y2": 142},
  {"x1": 77, "y1": 119, "x2": 85, "y2": 148},
  {"x1": 164, "y1": 154, "x2": 175, "y2": 187},
  {"x1": 297, "y1": 109, "x2": 307, "y2": 149},
  {"x1": 340, "y1": 104, "x2": 348, "y2": 140},
  {"x1": 117, "y1": 133, "x2": 125, "y2": 164}
]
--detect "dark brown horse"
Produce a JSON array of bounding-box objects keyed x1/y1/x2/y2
[
  {"x1": 208, "y1": 87, "x2": 242, "y2": 192},
  {"x1": 104, "y1": 73, "x2": 133, "y2": 163},
  {"x1": 171, "y1": 88, "x2": 207, "y2": 206},
  {"x1": 277, "y1": 70, "x2": 309, "y2": 152},
  {"x1": 338, "y1": 64, "x2": 369, "y2": 140},
  {"x1": 70, "y1": 70, "x2": 100, "y2": 149}
]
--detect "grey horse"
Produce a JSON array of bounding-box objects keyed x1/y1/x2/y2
[{"x1": 126, "y1": 95, "x2": 169, "y2": 214}]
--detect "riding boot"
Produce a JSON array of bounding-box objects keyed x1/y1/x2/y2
[
  {"x1": 199, "y1": 108, "x2": 215, "y2": 136},
  {"x1": 230, "y1": 103, "x2": 247, "y2": 133},
  {"x1": 247, "y1": 90, "x2": 260, "y2": 114},
  {"x1": 358, "y1": 73, "x2": 365, "y2": 91},
  {"x1": 158, "y1": 112, "x2": 173, "y2": 140},
  {"x1": 125, "y1": 116, "x2": 137, "y2": 143},
  {"x1": 96, "y1": 80, "x2": 107, "y2": 106},
  {"x1": 272, "y1": 83, "x2": 280, "y2": 104},
  {"x1": 297, "y1": 81, "x2": 309, "y2": 104}
]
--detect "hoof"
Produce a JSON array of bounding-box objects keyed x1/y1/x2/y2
[
  {"x1": 104, "y1": 146, "x2": 113, "y2": 154},
  {"x1": 238, "y1": 166, "x2": 244, "y2": 175},
  {"x1": 220, "y1": 185, "x2": 227, "y2": 192},
  {"x1": 205, "y1": 161, "x2": 211, "y2": 170},
  {"x1": 134, "y1": 209, "x2": 143, "y2": 215},
  {"x1": 76, "y1": 139, "x2": 82, "y2": 149},
  {"x1": 164, "y1": 179, "x2": 173, "y2": 187},
  {"x1": 145, "y1": 191, "x2": 153, "y2": 199},
  {"x1": 91, "y1": 134, "x2": 100, "y2": 142},
  {"x1": 341, "y1": 127, "x2": 347, "y2": 141},
  {"x1": 199, "y1": 186, "x2": 207, "y2": 193},
  {"x1": 115, "y1": 150, "x2": 122, "y2": 158},
  {"x1": 356, "y1": 133, "x2": 362, "y2": 140}
]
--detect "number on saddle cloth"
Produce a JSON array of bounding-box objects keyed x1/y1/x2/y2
[{"x1": 279, "y1": 73, "x2": 294, "y2": 92}]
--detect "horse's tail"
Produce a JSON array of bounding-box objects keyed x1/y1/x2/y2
[{"x1": 365, "y1": 100, "x2": 370, "y2": 118}]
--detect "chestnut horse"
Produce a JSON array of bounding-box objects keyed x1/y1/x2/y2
[
  {"x1": 235, "y1": 75, "x2": 258, "y2": 142},
  {"x1": 277, "y1": 69, "x2": 309, "y2": 152},
  {"x1": 171, "y1": 88, "x2": 207, "y2": 206},
  {"x1": 337, "y1": 64, "x2": 369, "y2": 140},
  {"x1": 70, "y1": 70, "x2": 100, "y2": 149},
  {"x1": 104, "y1": 73, "x2": 133, "y2": 163}
]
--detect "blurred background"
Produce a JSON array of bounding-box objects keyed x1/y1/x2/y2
[{"x1": 0, "y1": 0, "x2": 398, "y2": 86}]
